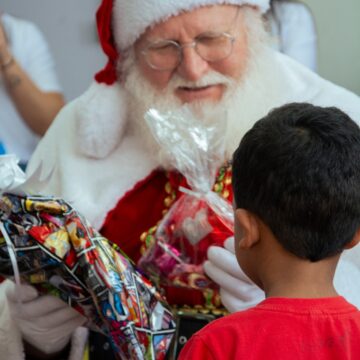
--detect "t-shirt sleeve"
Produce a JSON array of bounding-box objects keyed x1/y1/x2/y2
[
  {"x1": 178, "y1": 334, "x2": 215, "y2": 360},
  {"x1": 19, "y1": 22, "x2": 62, "y2": 93}
]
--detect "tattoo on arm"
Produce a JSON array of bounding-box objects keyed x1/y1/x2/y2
[{"x1": 7, "y1": 74, "x2": 22, "y2": 89}]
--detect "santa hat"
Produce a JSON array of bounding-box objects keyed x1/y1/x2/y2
[{"x1": 76, "y1": 0, "x2": 270, "y2": 158}]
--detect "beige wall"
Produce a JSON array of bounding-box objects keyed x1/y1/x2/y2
[{"x1": 304, "y1": 0, "x2": 360, "y2": 95}]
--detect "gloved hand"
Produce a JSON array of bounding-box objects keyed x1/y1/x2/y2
[
  {"x1": 7, "y1": 283, "x2": 86, "y2": 355},
  {"x1": 204, "y1": 237, "x2": 265, "y2": 313}
]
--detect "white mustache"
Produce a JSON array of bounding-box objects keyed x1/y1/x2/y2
[{"x1": 168, "y1": 71, "x2": 236, "y2": 90}]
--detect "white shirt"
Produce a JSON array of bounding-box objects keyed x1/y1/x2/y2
[
  {"x1": 0, "y1": 13, "x2": 62, "y2": 163},
  {"x1": 267, "y1": 1, "x2": 317, "y2": 72}
]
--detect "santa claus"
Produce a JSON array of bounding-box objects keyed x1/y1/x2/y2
[{"x1": 1, "y1": 0, "x2": 360, "y2": 359}]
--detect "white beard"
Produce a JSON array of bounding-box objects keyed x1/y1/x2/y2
[{"x1": 121, "y1": 17, "x2": 285, "y2": 168}]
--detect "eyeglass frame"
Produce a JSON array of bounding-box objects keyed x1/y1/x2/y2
[{"x1": 140, "y1": 31, "x2": 237, "y2": 71}]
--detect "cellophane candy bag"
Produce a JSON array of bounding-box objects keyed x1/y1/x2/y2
[
  {"x1": 138, "y1": 106, "x2": 234, "y2": 307},
  {"x1": 0, "y1": 155, "x2": 176, "y2": 360}
]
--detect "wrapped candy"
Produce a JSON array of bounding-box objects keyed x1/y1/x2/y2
[
  {"x1": 0, "y1": 155, "x2": 176, "y2": 360},
  {"x1": 138, "y1": 106, "x2": 234, "y2": 307}
]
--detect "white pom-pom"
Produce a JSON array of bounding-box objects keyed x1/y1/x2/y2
[{"x1": 75, "y1": 82, "x2": 128, "y2": 158}]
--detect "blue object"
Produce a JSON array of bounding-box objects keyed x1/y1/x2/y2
[{"x1": 0, "y1": 142, "x2": 6, "y2": 155}]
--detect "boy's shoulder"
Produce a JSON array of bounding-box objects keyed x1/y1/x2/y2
[
  {"x1": 195, "y1": 296, "x2": 360, "y2": 339},
  {"x1": 178, "y1": 308, "x2": 261, "y2": 360},
  {"x1": 194, "y1": 303, "x2": 266, "y2": 338}
]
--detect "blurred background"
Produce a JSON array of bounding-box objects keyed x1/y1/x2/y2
[
  {"x1": 304, "y1": 0, "x2": 360, "y2": 96},
  {"x1": 1, "y1": 0, "x2": 359, "y2": 100}
]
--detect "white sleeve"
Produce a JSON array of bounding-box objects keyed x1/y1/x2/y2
[
  {"x1": 274, "y1": 2, "x2": 318, "y2": 72},
  {"x1": 24, "y1": 23, "x2": 62, "y2": 93},
  {"x1": 9, "y1": 18, "x2": 63, "y2": 93}
]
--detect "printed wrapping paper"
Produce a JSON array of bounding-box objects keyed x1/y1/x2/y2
[{"x1": 0, "y1": 193, "x2": 176, "y2": 360}]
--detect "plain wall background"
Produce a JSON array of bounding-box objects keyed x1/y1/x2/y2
[
  {"x1": 1, "y1": 0, "x2": 359, "y2": 99},
  {"x1": 304, "y1": 0, "x2": 360, "y2": 95}
]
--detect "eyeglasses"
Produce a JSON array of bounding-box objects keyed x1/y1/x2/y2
[{"x1": 141, "y1": 32, "x2": 236, "y2": 71}]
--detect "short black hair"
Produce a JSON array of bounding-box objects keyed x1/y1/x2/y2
[{"x1": 232, "y1": 103, "x2": 360, "y2": 262}]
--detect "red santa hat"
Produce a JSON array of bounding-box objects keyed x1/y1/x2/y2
[{"x1": 76, "y1": 0, "x2": 270, "y2": 158}]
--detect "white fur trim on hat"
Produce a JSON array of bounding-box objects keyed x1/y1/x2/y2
[
  {"x1": 113, "y1": 0, "x2": 270, "y2": 49},
  {"x1": 75, "y1": 82, "x2": 128, "y2": 159}
]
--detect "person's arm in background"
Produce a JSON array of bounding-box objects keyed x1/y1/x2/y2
[
  {"x1": 0, "y1": 18, "x2": 64, "y2": 136},
  {"x1": 272, "y1": 1, "x2": 318, "y2": 72}
]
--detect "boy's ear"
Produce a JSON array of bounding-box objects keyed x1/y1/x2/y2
[
  {"x1": 344, "y1": 227, "x2": 360, "y2": 250},
  {"x1": 235, "y1": 209, "x2": 260, "y2": 249}
]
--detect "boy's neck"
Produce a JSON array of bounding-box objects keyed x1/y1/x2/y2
[
  {"x1": 260, "y1": 242, "x2": 340, "y2": 299},
  {"x1": 264, "y1": 275, "x2": 339, "y2": 299}
]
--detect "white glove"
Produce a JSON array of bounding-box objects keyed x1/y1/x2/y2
[
  {"x1": 7, "y1": 283, "x2": 86, "y2": 355},
  {"x1": 204, "y1": 237, "x2": 265, "y2": 313}
]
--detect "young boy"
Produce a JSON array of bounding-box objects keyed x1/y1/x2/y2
[{"x1": 178, "y1": 103, "x2": 360, "y2": 359}]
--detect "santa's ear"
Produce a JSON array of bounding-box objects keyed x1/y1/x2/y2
[
  {"x1": 235, "y1": 209, "x2": 260, "y2": 250},
  {"x1": 344, "y1": 227, "x2": 360, "y2": 250}
]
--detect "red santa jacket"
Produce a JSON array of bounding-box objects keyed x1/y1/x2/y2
[
  {"x1": 100, "y1": 166, "x2": 233, "y2": 306},
  {"x1": 101, "y1": 166, "x2": 233, "y2": 261}
]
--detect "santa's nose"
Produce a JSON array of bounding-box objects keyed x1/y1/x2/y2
[{"x1": 176, "y1": 46, "x2": 209, "y2": 82}]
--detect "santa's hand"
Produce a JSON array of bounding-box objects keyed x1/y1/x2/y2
[
  {"x1": 7, "y1": 283, "x2": 86, "y2": 355},
  {"x1": 204, "y1": 237, "x2": 265, "y2": 313}
]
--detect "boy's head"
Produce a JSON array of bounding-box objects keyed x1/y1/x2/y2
[{"x1": 232, "y1": 103, "x2": 360, "y2": 273}]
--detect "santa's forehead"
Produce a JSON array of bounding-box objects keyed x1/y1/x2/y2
[{"x1": 136, "y1": 5, "x2": 240, "y2": 43}]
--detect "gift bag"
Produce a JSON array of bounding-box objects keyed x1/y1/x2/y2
[
  {"x1": 0, "y1": 155, "x2": 176, "y2": 360},
  {"x1": 138, "y1": 106, "x2": 234, "y2": 307}
]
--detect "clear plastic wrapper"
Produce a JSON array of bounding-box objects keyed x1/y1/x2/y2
[
  {"x1": 0, "y1": 155, "x2": 176, "y2": 360},
  {"x1": 138, "y1": 107, "x2": 234, "y2": 306}
]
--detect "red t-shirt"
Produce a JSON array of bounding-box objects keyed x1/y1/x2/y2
[{"x1": 179, "y1": 297, "x2": 360, "y2": 360}]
